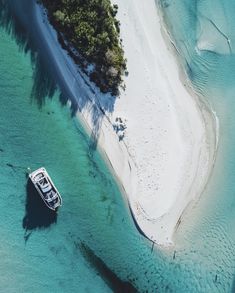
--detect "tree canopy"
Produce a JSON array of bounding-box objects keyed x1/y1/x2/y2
[{"x1": 41, "y1": 0, "x2": 126, "y2": 95}]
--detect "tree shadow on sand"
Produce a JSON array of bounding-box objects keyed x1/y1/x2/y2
[
  {"x1": 22, "y1": 180, "x2": 57, "y2": 235},
  {"x1": 0, "y1": 0, "x2": 117, "y2": 150}
]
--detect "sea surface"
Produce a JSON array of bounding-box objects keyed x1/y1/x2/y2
[
  {"x1": 0, "y1": 0, "x2": 235, "y2": 292},
  {"x1": 160, "y1": 0, "x2": 235, "y2": 291}
]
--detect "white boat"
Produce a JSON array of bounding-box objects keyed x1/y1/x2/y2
[{"x1": 29, "y1": 167, "x2": 62, "y2": 211}]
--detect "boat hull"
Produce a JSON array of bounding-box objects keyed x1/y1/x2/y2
[{"x1": 29, "y1": 167, "x2": 62, "y2": 211}]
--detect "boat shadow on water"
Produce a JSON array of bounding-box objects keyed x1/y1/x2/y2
[{"x1": 22, "y1": 180, "x2": 57, "y2": 235}]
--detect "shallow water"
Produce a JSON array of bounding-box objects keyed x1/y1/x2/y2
[
  {"x1": 0, "y1": 7, "x2": 149, "y2": 291},
  {"x1": 160, "y1": 0, "x2": 235, "y2": 291},
  {"x1": 1, "y1": 0, "x2": 235, "y2": 292},
  {"x1": 0, "y1": 22, "x2": 128, "y2": 292}
]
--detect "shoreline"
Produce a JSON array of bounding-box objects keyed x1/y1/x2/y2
[
  {"x1": 109, "y1": 0, "x2": 218, "y2": 245},
  {"x1": 32, "y1": 1, "x2": 138, "y2": 215},
  {"x1": 157, "y1": 3, "x2": 219, "y2": 235},
  {"x1": 32, "y1": 0, "x2": 217, "y2": 246}
]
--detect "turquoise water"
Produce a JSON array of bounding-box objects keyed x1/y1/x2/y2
[
  {"x1": 0, "y1": 8, "x2": 144, "y2": 291},
  {"x1": 1, "y1": 0, "x2": 235, "y2": 292},
  {"x1": 0, "y1": 23, "x2": 126, "y2": 292},
  {"x1": 160, "y1": 0, "x2": 235, "y2": 291}
]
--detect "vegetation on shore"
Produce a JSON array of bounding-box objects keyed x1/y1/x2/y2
[{"x1": 40, "y1": 0, "x2": 126, "y2": 95}]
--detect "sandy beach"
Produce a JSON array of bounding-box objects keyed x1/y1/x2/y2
[{"x1": 33, "y1": 0, "x2": 217, "y2": 246}]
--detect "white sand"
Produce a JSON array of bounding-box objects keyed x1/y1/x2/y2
[{"x1": 34, "y1": 0, "x2": 217, "y2": 246}]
